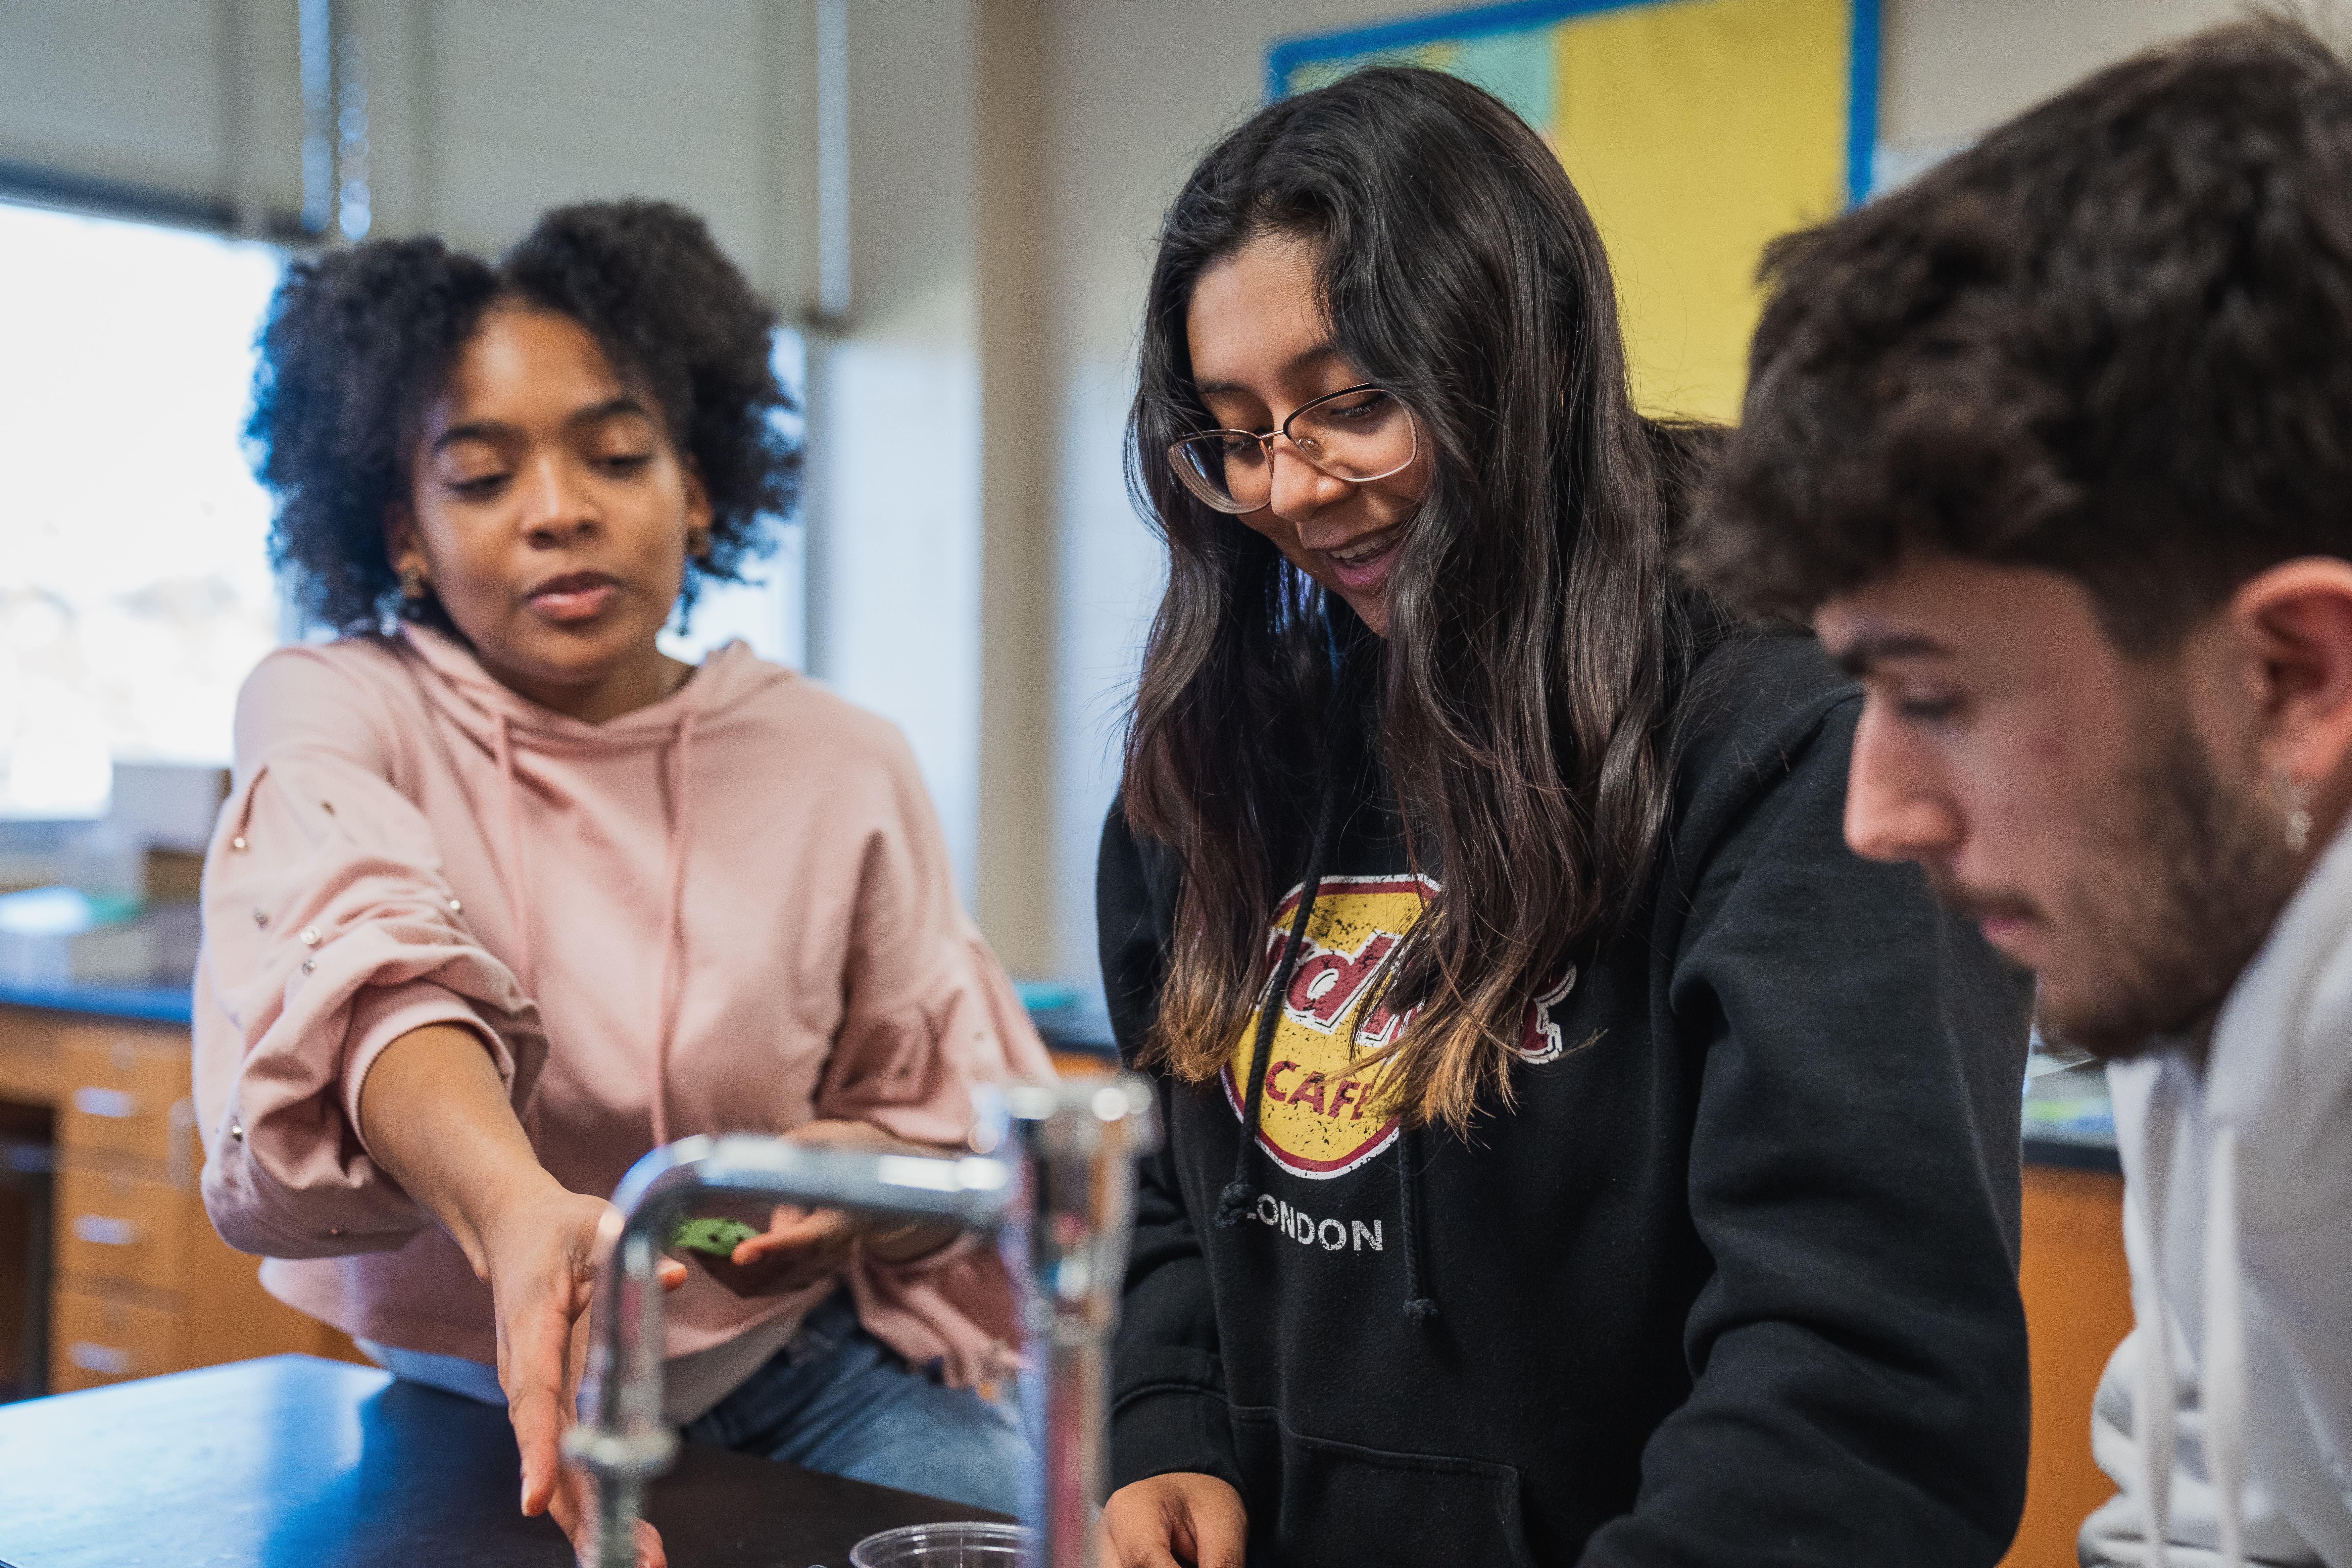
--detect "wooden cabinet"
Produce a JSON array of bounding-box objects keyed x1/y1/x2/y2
[
  {"x1": 1999, "y1": 1164, "x2": 2136, "y2": 1568},
  {"x1": 57, "y1": 1165, "x2": 187, "y2": 1293},
  {"x1": 58, "y1": 1032, "x2": 193, "y2": 1166},
  {"x1": 0, "y1": 1006, "x2": 365, "y2": 1397}
]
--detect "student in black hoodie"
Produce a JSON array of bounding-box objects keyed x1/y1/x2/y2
[{"x1": 1095, "y1": 67, "x2": 2035, "y2": 1568}]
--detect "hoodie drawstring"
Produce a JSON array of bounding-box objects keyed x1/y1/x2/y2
[
  {"x1": 2131, "y1": 1066, "x2": 2250, "y2": 1568},
  {"x1": 2132, "y1": 1105, "x2": 2179, "y2": 1568},
  {"x1": 490, "y1": 716, "x2": 539, "y2": 999},
  {"x1": 2201, "y1": 1123, "x2": 2247, "y2": 1567},
  {"x1": 488, "y1": 703, "x2": 699, "y2": 1152},
  {"x1": 1214, "y1": 654, "x2": 1440, "y2": 1326},
  {"x1": 1216, "y1": 773, "x2": 1339, "y2": 1231},
  {"x1": 1396, "y1": 1123, "x2": 1438, "y2": 1323},
  {"x1": 648, "y1": 707, "x2": 699, "y2": 1149}
]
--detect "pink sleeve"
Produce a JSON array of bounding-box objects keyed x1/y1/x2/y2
[
  {"x1": 193, "y1": 648, "x2": 547, "y2": 1260},
  {"x1": 811, "y1": 729, "x2": 1056, "y2": 1135},
  {"x1": 816, "y1": 724, "x2": 1057, "y2": 1385}
]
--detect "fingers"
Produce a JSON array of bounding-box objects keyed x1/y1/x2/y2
[
  {"x1": 547, "y1": 1477, "x2": 667, "y2": 1567},
  {"x1": 1113, "y1": 1547, "x2": 1188, "y2": 1568},
  {"x1": 1100, "y1": 1476, "x2": 1248, "y2": 1568},
  {"x1": 506, "y1": 1308, "x2": 574, "y2": 1517},
  {"x1": 545, "y1": 1453, "x2": 588, "y2": 1536},
  {"x1": 733, "y1": 1207, "x2": 854, "y2": 1265},
  {"x1": 1185, "y1": 1496, "x2": 1248, "y2": 1568},
  {"x1": 1097, "y1": 1516, "x2": 1189, "y2": 1568}
]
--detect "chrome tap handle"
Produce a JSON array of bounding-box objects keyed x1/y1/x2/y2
[
  {"x1": 565, "y1": 1074, "x2": 1158, "y2": 1568},
  {"x1": 568, "y1": 1135, "x2": 1019, "y2": 1568},
  {"x1": 982, "y1": 1077, "x2": 1161, "y2": 1568}
]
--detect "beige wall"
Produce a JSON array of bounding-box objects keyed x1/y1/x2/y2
[{"x1": 1880, "y1": 0, "x2": 2341, "y2": 148}]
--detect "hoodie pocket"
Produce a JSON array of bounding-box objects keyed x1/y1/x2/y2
[{"x1": 1229, "y1": 1405, "x2": 1536, "y2": 1568}]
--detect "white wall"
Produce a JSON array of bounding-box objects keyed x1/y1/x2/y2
[
  {"x1": 1878, "y1": 0, "x2": 2343, "y2": 149},
  {"x1": 808, "y1": 0, "x2": 987, "y2": 902}
]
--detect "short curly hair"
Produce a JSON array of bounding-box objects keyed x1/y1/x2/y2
[
  {"x1": 247, "y1": 200, "x2": 802, "y2": 631},
  {"x1": 1686, "y1": 18, "x2": 2352, "y2": 654}
]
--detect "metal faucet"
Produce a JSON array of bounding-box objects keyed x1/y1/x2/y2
[{"x1": 565, "y1": 1075, "x2": 1159, "y2": 1568}]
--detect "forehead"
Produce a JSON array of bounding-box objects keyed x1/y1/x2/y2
[
  {"x1": 1186, "y1": 233, "x2": 1326, "y2": 383},
  {"x1": 437, "y1": 306, "x2": 628, "y2": 421},
  {"x1": 1815, "y1": 557, "x2": 2117, "y2": 677}
]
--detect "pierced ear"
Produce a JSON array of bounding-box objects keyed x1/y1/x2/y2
[
  {"x1": 2230, "y1": 558, "x2": 2352, "y2": 783},
  {"x1": 384, "y1": 504, "x2": 424, "y2": 575},
  {"x1": 680, "y1": 459, "x2": 714, "y2": 535}
]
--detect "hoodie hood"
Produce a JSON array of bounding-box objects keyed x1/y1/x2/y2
[
  {"x1": 394, "y1": 620, "x2": 790, "y2": 1146},
  {"x1": 395, "y1": 620, "x2": 787, "y2": 754},
  {"x1": 2109, "y1": 814, "x2": 2352, "y2": 1567}
]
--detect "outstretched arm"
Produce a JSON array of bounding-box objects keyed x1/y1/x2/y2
[{"x1": 358, "y1": 1023, "x2": 683, "y2": 1567}]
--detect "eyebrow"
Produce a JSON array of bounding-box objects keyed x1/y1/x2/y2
[
  {"x1": 428, "y1": 396, "x2": 653, "y2": 454},
  {"x1": 1831, "y1": 631, "x2": 1956, "y2": 677},
  {"x1": 1192, "y1": 343, "x2": 1343, "y2": 399}
]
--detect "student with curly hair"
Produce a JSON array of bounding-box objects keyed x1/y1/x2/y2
[
  {"x1": 197, "y1": 201, "x2": 1047, "y2": 1565},
  {"x1": 1689, "y1": 21, "x2": 2352, "y2": 1561}
]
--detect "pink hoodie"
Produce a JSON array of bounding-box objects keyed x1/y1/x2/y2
[{"x1": 193, "y1": 623, "x2": 1052, "y2": 1388}]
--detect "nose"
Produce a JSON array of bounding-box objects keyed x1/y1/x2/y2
[
  {"x1": 1264, "y1": 436, "x2": 1354, "y2": 526},
  {"x1": 1844, "y1": 701, "x2": 1966, "y2": 865},
  {"x1": 516, "y1": 450, "x2": 599, "y2": 545}
]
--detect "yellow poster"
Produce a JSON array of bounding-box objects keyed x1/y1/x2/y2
[{"x1": 1272, "y1": 0, "x2": 1875, "y2": 423}]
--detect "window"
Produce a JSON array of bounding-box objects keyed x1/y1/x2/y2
[
  {"x1": 0, "y1": 200, "x2": 282, "y2": 818},
  {"x1": 0, "y1": 202, "x2": 807, "y2": 820},
  {"x1": 659, "y1": 329, "x2": 807, "y2": 670}
]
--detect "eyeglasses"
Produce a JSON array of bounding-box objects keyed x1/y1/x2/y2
[{"x1": 1166, "y1": 383, "x2": 1420, "y2": 515}]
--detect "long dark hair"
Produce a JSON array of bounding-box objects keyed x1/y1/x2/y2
[{"x1": 1123, "y1": 66, "x2": 1717, "y2": 1132}]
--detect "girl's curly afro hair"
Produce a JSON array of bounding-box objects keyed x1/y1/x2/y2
[{"x1": 246, "y1": 200, "x2": 802, "y2": 632}]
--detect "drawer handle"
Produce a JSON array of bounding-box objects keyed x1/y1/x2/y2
[
  {"x1": 72, "y1": 1086, "x2": 138, "y2": 1119},
  {"x1": 71, "y1": 1215, "x2": 142, "y2": 1247},
  {"x1": 68, "y1": 1342, "x2": 134, "y2": 1375}
]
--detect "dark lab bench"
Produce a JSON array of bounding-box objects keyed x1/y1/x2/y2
[{"x1": 0, "y1": 1353, "x2": 1004, "y2": 1567}]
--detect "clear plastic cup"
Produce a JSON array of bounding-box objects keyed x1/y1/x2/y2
[{"x1": 847, "y1": 1521, "x2": 1036, "y2": 1567}]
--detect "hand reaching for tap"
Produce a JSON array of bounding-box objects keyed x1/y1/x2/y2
[{"x1": 357, "y1": 1023, "x2": 688, "y2": 1567}]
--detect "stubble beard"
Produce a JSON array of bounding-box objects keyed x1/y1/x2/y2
[{"x1": 2031, "y1": 714, "x2": 2301, "y2": 1061}]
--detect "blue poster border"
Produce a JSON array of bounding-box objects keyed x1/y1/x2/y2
[{"x1": 1267, "y1": 0, "x2": 1880, "y2": 207}]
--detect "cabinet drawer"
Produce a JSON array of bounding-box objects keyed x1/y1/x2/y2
[
  {"x1": 57, "y1": 1167, "x2": 187, "y2": 1292},
  {"x1": 51, "y1": 1288, "x2": 179, "y2": 1391},
  {"x1": 58, "y1": 1032, "x2": 190, "y2": 1163}
]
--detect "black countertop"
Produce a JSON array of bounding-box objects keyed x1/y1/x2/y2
[{"x1": 0, "y1": 1354, "x2": 1006, "y2": 1567}]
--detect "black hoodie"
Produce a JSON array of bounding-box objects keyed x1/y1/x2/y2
[{"x1": 1096, "y1": 631, "x2": 2034, "y2": 1567}]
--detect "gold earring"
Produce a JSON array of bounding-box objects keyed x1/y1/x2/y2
[
  {"x1": 399, "y1": 566, "x2": 428, "y2": 600},
  {"x1": 686, "y1": 528, "x2": 712, "y2": 561},
  {"x1": 2272, "y1": 761, "x2": 2315, "y2": 854}
]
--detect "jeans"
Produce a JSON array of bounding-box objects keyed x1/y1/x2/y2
[{"x1": 681, "y1": 1286, "x2": 1030, "y2": 1517}]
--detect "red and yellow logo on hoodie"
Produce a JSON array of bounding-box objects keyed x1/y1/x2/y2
[
  {"x1": 1224, "y1": 873, "x2": 1580, "y2": 1179},
  {"x1": 1223, "y1": 875, "x2": 1428, "y2": 1178}
]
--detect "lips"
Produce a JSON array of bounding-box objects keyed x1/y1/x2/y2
[
  {"x1": 1322, "y1": 529, "x2": 1400, "y2": 593},
  {"x1": 525, "y1": 570, "x2": 621, "y2": 623}
]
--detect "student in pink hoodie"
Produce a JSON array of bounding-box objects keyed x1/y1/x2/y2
[{"x1": 197, "y1": 201, "x2": 1052, "y2": 1564}]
